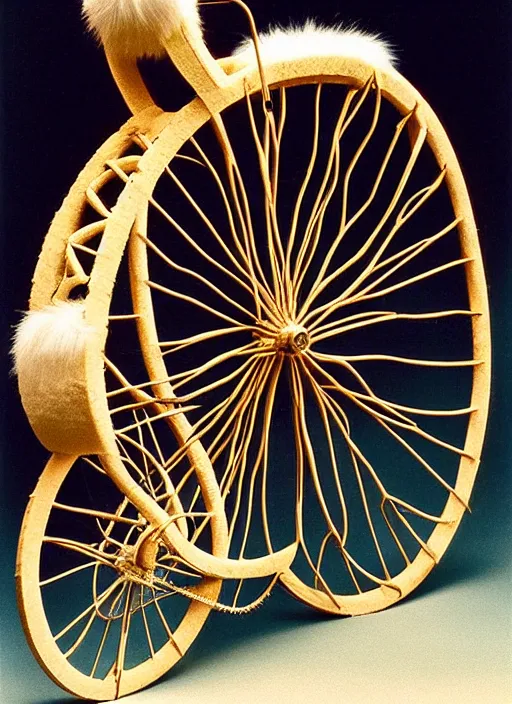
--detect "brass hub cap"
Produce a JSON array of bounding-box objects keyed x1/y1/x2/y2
[{"x1": 256, "y1": 322, "x2": 310, "y2": 354}]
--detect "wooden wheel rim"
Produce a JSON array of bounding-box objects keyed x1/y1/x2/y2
[{"x1": 121, "y1": 57, "x2": 490, "y2": 615}]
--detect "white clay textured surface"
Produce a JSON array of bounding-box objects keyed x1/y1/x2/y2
[
  {"x1": 233, "y1": 20, "x2": 397, "y2": 69},
  {"x1": 82, "y1": 0, "x2": 202, "y2": 58}
]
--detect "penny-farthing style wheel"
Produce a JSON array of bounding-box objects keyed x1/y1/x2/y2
[
  {"x1": 15, "y1": 113, "x2": 231, "y2": 700},
  {"x1": 125, "y1": 49, "x2": 490, "y2": 615}
]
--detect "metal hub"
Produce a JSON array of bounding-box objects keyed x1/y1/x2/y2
[
  {"x1": 274, "y1": 323, "x2": 310, "y2": 353},
  {"x1": 254, "y1": 322, "x2": 310, "y2": 354}
]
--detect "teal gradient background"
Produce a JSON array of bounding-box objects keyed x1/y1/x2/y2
[{"x1": 1, "y1": 0, "x2": 510, "y2": 702}]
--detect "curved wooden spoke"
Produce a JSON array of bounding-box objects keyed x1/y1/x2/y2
[
  {"x1": 145, "y1": 279, "x2": 248, "y2": 329},
  {"x1": 139, "y1": 231, "x2": 260, "y2": 321},
  {"x1": 311, "y1": 308, "x2": 475, "y2": 338},
  {"x1": 210, "y1": 114, "x2": 278, "y2": 320},
  {"x1": 307, "y1": 353, "x2": 472, "y2": 458},
  {"x1": 285, "y1": 83, "x2": 322, "y2": 302},
  {"x1": 304, "y1": 79, "x2": 383, "y2": 305},
  {"x1": 54, "y1": 578, "x2": 124, "y2": 643},
  {"x1": 292, "y1": 83, "x2": 363, "y2": 301},
  {"x1": 289, "y1": 359, "x2": 342, "y2": 609},
  {"x1": 297, "y1": 108, "x2": 428, "y2": 324},
  {"x1": 321, "y1": 352, "x2": 480, "y2": 368},
  {"x1": 302, "y1": 363, "x2": 441, "y2": 568},
  {"x1": 164, "y1": 356, "x2": 266, "y2": 474}
]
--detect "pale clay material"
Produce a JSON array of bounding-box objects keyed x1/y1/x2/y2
[
  {"x1": 15, "y1": 1, "x2": 491, "y2": 700},
  {"x1": 82, "y1": 0, "x2": 202, "y2": 58},
  {"x1": 233, "y1": 20, "x2": 397, "y2": 70}
]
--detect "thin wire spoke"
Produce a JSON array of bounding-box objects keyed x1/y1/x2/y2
[
  {"x1": 245, "y1": 88, "x2": 286, "y2": 312},
  {"x1": 348, "y1": 256, "x2": 473, "y2": 305},
  {"x1": 164, "y1": 356, "x2": 265, "y2": 474},
  {"x1": 145, "y1": 279, "x2": 248, "y2": 329},
  {"x1": 186, "y1": 357, "x2": 272, "y2": 543},
  {"x1": 90, "y1": 619, "x2": 112, "y2": 678},
  {"x1": 139, "y1": 587, "x2": 155, "y2": 659},
  {"x1": 210, "y1": 114, "x2": 278, "y2": 320},
  {"x1": 114, "y1": 582, "x2": 134, "y2": 698},
  {"x1": 159, "y1": 325, "x2": 264, "y2": 353},
  {"x1": 227, "y1": 358, "x2": 275, "y2": 545},
  {"x1": 305, "y1": 369, "x2": 430, "y2": 574},
  {"x1": 292, "y1": 83, "x2": 366, "y2": 301}
]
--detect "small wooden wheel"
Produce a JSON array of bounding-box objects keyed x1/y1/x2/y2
[
  {"x1": 124, "y1": 56, "x2": 490, "y2": 616},
  {"x1": 17, "y1": 453, "x2": 224, "y2": 701}
]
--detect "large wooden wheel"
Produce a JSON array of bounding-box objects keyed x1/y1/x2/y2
[{"x1": 125, "y1": 56, "x2": 490, "y2": 616}]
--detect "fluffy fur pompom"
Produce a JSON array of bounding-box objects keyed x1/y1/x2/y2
[
  {"x1": 82, "y1": 0, "x2": 202, "y2": 58},
  {"x1": 12, "y1": 301, "x2": 93, "y2": 383},
  {"x1": 233, "y1": 20, "x2": 397, "y2": 70}
]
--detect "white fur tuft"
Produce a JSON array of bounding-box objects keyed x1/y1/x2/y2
[
  {"x1": 12, "y1": 301, "x2": 93, "y2": 382},
  {"x1": 233, "y1": 20, "x2": 397, "y2": 70},
  {"x1": 82, "y1": 0, "x2": 202, "y2": 58}
]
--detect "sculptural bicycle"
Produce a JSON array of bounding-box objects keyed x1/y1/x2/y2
[{"x1": 14, "y1": 0, "x2": 491, "y2": 699}]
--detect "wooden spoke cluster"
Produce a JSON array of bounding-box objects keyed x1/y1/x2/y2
[{"x1": 127, "y1": 73, "x2": 489, "y2": 615}]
